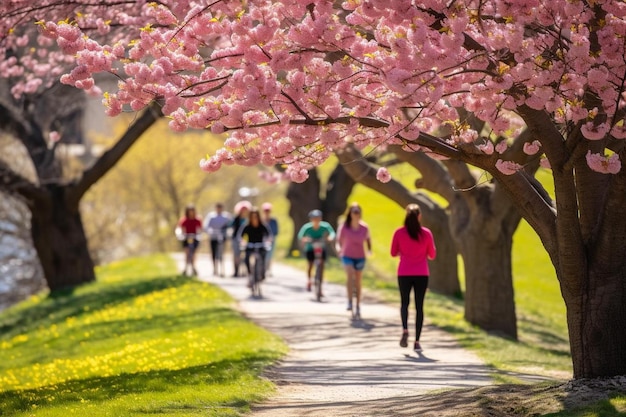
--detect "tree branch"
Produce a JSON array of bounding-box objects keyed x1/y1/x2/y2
[
  {"x1": 0, "y1": 158, "x2": 44, "y2": 206},
  {"x1": 389, "y1": 145, "x2": 457, "y2": 202},
  {"x1": 68, "y1": 102, "x2": 162, "y2": 205}
]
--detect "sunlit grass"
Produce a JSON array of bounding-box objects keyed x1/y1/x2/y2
[
  {"x1": 544, "y1": 396, "x2": 626, "y2": 417},
  {"x1": 0, "y1": 254, "x2": 287, "y2": 417}
]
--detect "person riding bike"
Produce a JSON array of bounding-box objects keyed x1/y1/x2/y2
[
  {"x1": 237, "y1": 207, "x2": 272, "y2": 288},
  {"x1": 297, "y1": 209, "x2": 336, "y2": 294}
]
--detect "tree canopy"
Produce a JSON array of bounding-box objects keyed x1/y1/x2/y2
[{"x1": 2, "y1": 1, "x2": 624, "y2": 180}]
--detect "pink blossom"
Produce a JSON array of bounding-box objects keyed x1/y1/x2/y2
[
  {"x1": 49, "y1": 131, "x2": 61, "y2": 143},
  {"x1": 200, "y1": 157, "x2": 222, "y2": 173},
  {"x1": 540, "y1": 157, "x2": 551, "y2": 169},
  {"x1": 495, "y1": 159, "x2": 522, "y2": 175},
  {"x1": 611, "y1": 123, "x2": 626, "y2": 140},
  {"x1": 585, "y1": 151, "x2": 621, "y2": 174},
  {"x1": 523, "y1": 140, "x2": 541, "y2": 155},
  {"x1": 495, "y1": 141, "x2": 508, "y2": 154},
  {"x1": 581, "y1": 122, "x2": 610, "y2": 140},
  {"x1": 287, "y1": 167, "x2": 310, "y2": 183},
  {"x1": 376, "y1": 167, "x2": 391, "y2": 183},
  {"x1": 477, "y1": 141, "x2": 494, "y2": 155}
]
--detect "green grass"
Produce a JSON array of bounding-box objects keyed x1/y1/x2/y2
[
  {"x1": 544, "y1": 396, "x2": 626, "y2": 417},
  {"x1": 0, "y1": 254, "x2": 287, "y2": 417}
]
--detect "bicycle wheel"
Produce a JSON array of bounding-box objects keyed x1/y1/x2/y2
[
  {"x1": 314, "y1": 261, "x2": 322, "y2": 302},
  {"x1": 254, "y1": 255, "x2": 263, "y2": 298}
]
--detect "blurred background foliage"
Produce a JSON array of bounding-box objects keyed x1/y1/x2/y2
[{"x1": 81, "y1": 116, "x2": 287, "y2": 264}]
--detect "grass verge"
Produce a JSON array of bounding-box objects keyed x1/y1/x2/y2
[{"x1": 0, "y1": 254, "x2": 287, "y2": 417}]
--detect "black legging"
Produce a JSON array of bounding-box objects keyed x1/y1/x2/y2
[{"x1": 398, "y1": 275, "x2": 429, "y2": 341}]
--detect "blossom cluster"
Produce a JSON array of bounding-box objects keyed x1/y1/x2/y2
[{"x1": 1, "y1": 0, "x2": 625, "y2": 179}]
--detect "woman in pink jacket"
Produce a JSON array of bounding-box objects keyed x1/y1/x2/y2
[{"x1": 390, "y1": 204, "x2": 436, "y2": 353}]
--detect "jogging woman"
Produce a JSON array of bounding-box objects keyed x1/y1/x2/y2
[
  {"x1": 336, "y1": 203, "x2": 371, "y2": 319},
  {"x1": 390, "y1": 203, "x2": 436, "y2": 353}
]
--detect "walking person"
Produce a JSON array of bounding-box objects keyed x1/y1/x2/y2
[
  {"x1": 297, "y1": 209, "x2": 336, "y2": 294},
  {"x1": 336, "y1": 203, "x2": 371, "y2": 319},
  {"x1": 261, "y1": 202, "x2": 279, "y2": 276},
  {"x1": 203, "y1": 202, "x2": 232, "y2": 277},
  {"x1": 230, "y1": 200, "x2": 251, "y2": 277},
  {"x1": 175, "y1": 204, "x2": 203, "y2": 276},
  {"x1": 390, "y1": 203, "x2": 436, "y2": 353}
]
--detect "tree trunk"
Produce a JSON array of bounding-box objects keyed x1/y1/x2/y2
[
  {"x1": 30, "y1": 184, "x2": 95, "y2": 291},
  {"x1": 322, "y1": 163, "x2": 355, "y2": 230},
  {"x1": 564, "y1": 264, "x2": 626, "y2": 377},
  {"x1": 449, "y1": 190, "x2": 520, "y2": 340},
  {"x1": 287, "y1": 169, "x2": 322, "y2": 255},
  {"x1": 458, "y1": 231, "x2": 517, "y2": 339},
  {"x1": 418, "y1": 196, "x2": 460, "y2": 296}
]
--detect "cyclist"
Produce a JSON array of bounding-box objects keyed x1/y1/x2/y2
[
  {"x1": 297, "y1": 209, "x2": 336, "y2": 293},
  {"x1": 175, "y1": 204, "x2": 203, "y2": 276},
  {"x1": 237, "y1": 207, "x2": 272, "y2": 287},
  {"x1": 203, "y1": 202, "x2": 232, "y2": 277}
]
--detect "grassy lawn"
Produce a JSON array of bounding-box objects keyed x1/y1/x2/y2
[{"x1": 0, "y1": 254, "x2": 287, "y2": 417}]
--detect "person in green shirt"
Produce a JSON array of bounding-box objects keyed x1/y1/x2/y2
[{"x1": 297, "y1": 209, "x2": 336, "y2": 294}]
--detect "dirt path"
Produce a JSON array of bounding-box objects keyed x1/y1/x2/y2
[{"x1": 172, "y1": 252, "x2": 531, "y2": 416}]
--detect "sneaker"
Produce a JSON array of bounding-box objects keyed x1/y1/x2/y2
[
  {"x1": 346, "y1": 301, "x2": 353, "y2": 311},
  {"x1": 400, "y1": 332, "x2": 408, "y2": 348},
  {"x1": 355, "y1": 306, "x2": 361, "y2": 319},
  {"x1": 414, "y1": 341, "x2": 422, "y2": 353},
  {"x1": 306, "y1": 281, "x2": 312, "y2": 292}
]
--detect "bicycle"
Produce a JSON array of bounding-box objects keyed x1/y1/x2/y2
[
  {"x1": 246, "y1": 242, "x2": 268, "y2": 298},
  {"x1": 311, "y1": 240, "x2": 325, "y2": 302}
]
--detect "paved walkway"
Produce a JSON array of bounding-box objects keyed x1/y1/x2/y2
[{"x1": 172, "y1": 252, "x2": 493, "y2": 416}]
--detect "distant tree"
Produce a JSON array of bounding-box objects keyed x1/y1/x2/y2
[{"x1": 0, "y1": 81, "x2": 160, "y2": 290}]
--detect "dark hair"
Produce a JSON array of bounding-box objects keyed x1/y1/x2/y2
[
  {"x1": 248, "y1": 207, "x2": 261, "y2": 224},
  {"x1": 185, "y1": 205, "x2": 196, "y2": 218},
  {"x1": 404, "y1": 204, "x2": 422, "y2": 240},
  {"x1": 345, "y1": 203, "x2": 362, "y2": 226}
]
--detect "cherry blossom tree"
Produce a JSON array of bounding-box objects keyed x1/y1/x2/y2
[{"x1": 3, "y1": 0, "x2": 626, "y2": 378}]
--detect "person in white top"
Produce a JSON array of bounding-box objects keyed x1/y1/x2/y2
[{"x1": 203, "y1": 203, "x2": 232, "y2": 276}]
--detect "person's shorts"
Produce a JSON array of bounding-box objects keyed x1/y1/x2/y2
[
  {"x1": 306, "y1": 248, "x2": 327, "y2": 262},
  {"x1": 341, "y1": 256, "x2": 366, "y2": 271},
  {"x1": 182, "y1": 239, "x2": 199, "y2": 249}
]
